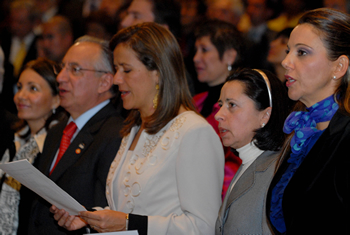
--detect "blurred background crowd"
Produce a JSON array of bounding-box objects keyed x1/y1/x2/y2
[
  {"x1": 1, "y1": 0, "x2": 349, "y2": 116},
  {"x1": 1, "y1": 0, "x2": 349, "y2": 199}
]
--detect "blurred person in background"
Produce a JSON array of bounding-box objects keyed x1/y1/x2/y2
[
  {"x1": 267, "y1": 27, "x2": 293, "y2": 83},
  {"x1": 323, "y1": 0, "x2": 350, "y2": 13},
  {"x1": 84, "y1": 10, "x2": 118, "y2": 41},
  {"x1": 193, "y1": 19, "x2": 245, "y2": 198},
  {"x1": 178, "y1": 0, "x2": 207, "y2": 86},
  {"x1": 120, "y1": 0, "x2": 195, "y2": 95},
  {"x1": 206, "y1": 0, "x2": 245, "y2": 27},
  {"x1": 40, "y1": 15, "x2": 74, "y2": 63},
  {"x1": 244, "y1": 0, "x2": 281, "y2": 69},
  {"x1": 0, "y1": 0, "x2": 40, "y2": 114}
]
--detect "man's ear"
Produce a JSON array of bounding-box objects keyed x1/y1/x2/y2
[
  {"x1": 98, "y1": 73, "x2": 114, "y2": 94},
  {"x1": 51, "y1": 95, "x2": 60, "y2": 111}
]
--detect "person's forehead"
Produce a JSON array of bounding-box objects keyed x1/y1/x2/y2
[
  {"x1": 64, "y1": 43, "x2": 100, "y2": 64},
  {"x1": 129, "y1": 0, "x2": 154, "y2": 15},
  {"x1": 43, "y1": 24, "x2": 61, "y2": 35}
]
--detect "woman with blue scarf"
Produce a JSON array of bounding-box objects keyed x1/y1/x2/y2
[{"x1": 266, "y1": 8, "x2": 350, "y2": 234}]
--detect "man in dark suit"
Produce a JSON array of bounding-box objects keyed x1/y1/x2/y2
[
  {"x1": 22, "y1": 36, "x2": 124, "y2": 235},
  {"x1": 0, "y1": 0, "x2": 39, "y2": 114}
]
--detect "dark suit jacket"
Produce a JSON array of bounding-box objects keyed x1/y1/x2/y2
[
  {"x1": 0, "y1": 30, "x2": 38, "y2": 114},
  {"x1": 0, "y1": 106, "x2": 16, "y2": 157},
  {"x1": 23, "y1": 101, "x2": 124, "y2": 235},
  {"x1": 216, "y1": 151, "x2": 277, "y2": 235},
  {"x1": 267, "y1": 110, "x2": 350, "y2": 234}
]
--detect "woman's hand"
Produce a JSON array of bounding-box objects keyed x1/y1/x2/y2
[
  {"x1": 79, "y1": 210, "x2": 127, "y2": 233},
  {"x1": 50, "y1": 205, "x2": 87, "y2": 231}
]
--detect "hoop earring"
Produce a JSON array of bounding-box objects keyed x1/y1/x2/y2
[{"x1": 153, "y1": 84, "x2": 159, "y2": 109}]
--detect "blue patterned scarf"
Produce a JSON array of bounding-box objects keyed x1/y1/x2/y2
[
  {"x1": 270, "y1": 94, "x2": 339, "y2": 233},
  {"x1": 284, "y1": 95, "x2": 339, "y2": 154}
]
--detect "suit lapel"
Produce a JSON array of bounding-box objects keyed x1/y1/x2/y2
[
  {"x1": 49, "y1": 102, "x2": 118, "y2": 181},
  {"x1": 224, "y1": 151, "x2": 276, "y2": 221},
  {"x1": 38, "y1": 121, "x2": 66, "y2": 176},
  {"x1": 217, "y1": 166, "x2": 243, "y2": 230}
]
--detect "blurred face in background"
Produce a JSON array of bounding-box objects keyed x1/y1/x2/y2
[
  {"x1": 180, "y1": 0, "x2": 199, "y2": 26},
  {"x1": 120, "y1": 0, "x2": 155, "y2": 28},
  {"x1": 10, "y1": 7, "x2": 35, "y2": 39},
  {"x1": 206, "y1": 0, "x2": 242, "y2": 25},
  {"x1": 194, "y1": 36, "x2": 234, "y2": 86},
  {"x1": 267, "y1": 35, "x2": 288, "y2": 65},
  {"x1": 99, "y1": 0, "x2": 124, "y2": 18},
  {"x1": 323, "y1": 0, "x2": 348, "y2": 13},
  {"x1": 42, "y1": 20, "x2": 73, "y2": 62},
  {"x1": 246, "y1": 0, "x2": 272, "y2": 26}
]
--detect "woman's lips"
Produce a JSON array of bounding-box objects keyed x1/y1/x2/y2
[
  {"x1": 120, "y1": 90, "x2": 130, "y2": 98},
  {"x1": 218, "y1": 127, "x2": 229, "y2": 137},
  {"x1": 16, "y1": 103, "x2": 29, "y2": 109},
  {"x1": 285, "y1": 75, "x2": 296, "y2": 87}
]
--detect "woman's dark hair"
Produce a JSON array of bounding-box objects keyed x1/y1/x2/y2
[
  {"x1": 194, "y1": 19, "x2": 245, "y2": 68},
  {"x1": 274, "y1": 8, "x2": 350, "y2": 169},
  {"x1": 14, "y1": 58, "x2": 66, "y2": 137},
  {"x1": 275, "y1": 27, "x2": 293, "y2": 40},
  {"x1": 226, "y1": 68, "x2": 289, "y2": 151},
  {"x1": 110, "y1": 22, "x2": 197, "y2": 136}
]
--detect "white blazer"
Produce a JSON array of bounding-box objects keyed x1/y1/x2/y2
[{"x1": 107, "y1": 111, "x2": 225, "y2": 235}]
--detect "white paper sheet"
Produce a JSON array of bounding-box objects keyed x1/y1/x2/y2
[
  {"x1": 0, "y1": 159, "x2": 86, "y2": 215},
  {"x1": 85, "y1": 230, "x2": 139, "y2": 235}
]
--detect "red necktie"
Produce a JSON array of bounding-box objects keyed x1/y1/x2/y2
[{"x1": 50, "y1": 122, "x2": 77, "y2": 175}]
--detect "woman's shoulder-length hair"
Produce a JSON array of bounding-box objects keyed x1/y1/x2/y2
[{"x1": 110, "y1": 22, "x2": 196, "y2": 136}]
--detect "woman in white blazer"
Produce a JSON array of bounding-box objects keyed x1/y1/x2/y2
[
  {"x1": 215, "y1": 68, "x2": 290, "y2": 234},
  {"x1": 51, "y1": 22, "x2": 225, "y2": 235}
]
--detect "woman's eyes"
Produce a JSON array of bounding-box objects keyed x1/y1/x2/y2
[
  {"x1": 30, "y1": 85, "x2": 38, "y2": 91},
  {"x1": 115, "y1": 66, "x2": 131, "y2": 73},
  {"x1": 228, "y1": 102, "x2": 236, "y2": 108},
  {"x1": 218, "y1": 102, "x2": 236, "y2": 108},
  {"x1": 297, "y1": 49, "x2": 307, "y2": 56},
  {"x1": 285, "y1": 48, "x2": 308, "y2": 56}
]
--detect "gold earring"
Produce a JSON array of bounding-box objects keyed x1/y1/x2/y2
[{"x1": 153, "y1": 84, "x2": 159, "y2": 109}]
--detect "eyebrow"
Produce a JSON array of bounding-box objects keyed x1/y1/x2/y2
[
  {"x1": 217, "y1": 98, "x2": 234, "y2": 103},
  {"x1": 291, "y1": 43, "x2": 313, "y2": 49}
]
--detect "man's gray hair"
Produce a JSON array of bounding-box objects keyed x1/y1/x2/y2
[{"x1": 74, "y1": 35, "x2": 115, "y2": 74}]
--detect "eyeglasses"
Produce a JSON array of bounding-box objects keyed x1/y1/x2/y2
[{"x1": 53, "y1": 62, "x2": 111, "y2": 76}]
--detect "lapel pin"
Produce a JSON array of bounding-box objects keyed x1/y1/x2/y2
[{"x1": 76, "y1": 143, "x2": 85, "y2": 154}]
